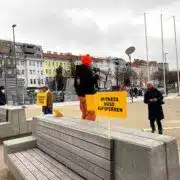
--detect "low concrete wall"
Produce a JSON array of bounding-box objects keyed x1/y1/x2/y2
[
  {"x1": 0, "y1": 106, "x2": 33, "y2": 140},
  {"x1": 32, "y1": 116, "x2": 180, "y2": 180}
]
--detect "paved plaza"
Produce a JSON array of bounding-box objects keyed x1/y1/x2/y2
[{"x1": 1, "y1": 94, "x2": 180, "y2": 179}]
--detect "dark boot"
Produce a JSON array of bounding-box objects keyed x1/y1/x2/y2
[
  {"x1": 150, "y1": 119, "x2": 156, "y2": 134},
  {"x1": 156, "y1": 119, "x2": 163, "y2": 135},
  {"x1": 151, "y1": 129, "x2": 156, "y2": 133}
]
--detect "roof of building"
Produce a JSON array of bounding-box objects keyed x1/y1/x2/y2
[
  {"x1": 132, "y1": 59, "x2": 158, "y2": 66},
  {"x1": 43, "y1": 52, "x2": 80, "y2": 60},
  {"x1": 43, "y1": 52, "x2": 113, "y2": 62}
]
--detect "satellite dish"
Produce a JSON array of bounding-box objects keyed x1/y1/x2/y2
[{"x1": 125, "y1": 46, "x2": 135, "y2": 55}]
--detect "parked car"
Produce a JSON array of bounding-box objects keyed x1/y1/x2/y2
[{"x1": 53, "y1": 91, "x2": 65, "y2": 102}]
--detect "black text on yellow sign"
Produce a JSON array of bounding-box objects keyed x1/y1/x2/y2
[
  {"x1": 86, "y1": 91, "x2": 127, "y2": 119},
  {"x1": 36, "y1": 92, "x2": 47, "y2": 106}
]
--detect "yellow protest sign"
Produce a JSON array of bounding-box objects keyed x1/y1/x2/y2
[
  {"x1": 86, "y1": 91, "x2": 127, "y2": 119},
  {"x1": 36, "y1": 92, "x2": 47, "y2": 106}
]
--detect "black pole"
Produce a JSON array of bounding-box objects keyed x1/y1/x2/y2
[
  {"x1": 12, "y1": 25, "x2": 19, "y2": 105},
  {"x1": 1, "y1": 56, "x2": 8, "y2": 104},
  {"x1": 164, "y1": 53, "x2": 168, "y2": 95},
  {"x1": 129, "y1": 55, "x2": 133, "y2": 103}
]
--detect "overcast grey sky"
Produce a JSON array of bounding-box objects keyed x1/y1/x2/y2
[{"x1": 1, "y1": 0, "x2": 180, "y2": 68}]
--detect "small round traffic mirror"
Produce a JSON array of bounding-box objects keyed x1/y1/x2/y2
[{"x1": 125, "y1": 46, "x2": 135, "y2": 55}]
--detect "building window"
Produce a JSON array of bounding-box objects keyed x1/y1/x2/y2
[
  {"x1": 37, "y1": 70, "x2": 39, "y2": 74},
  {"x1": 37, "y1": 54, "x2": 41, "y2": 58},
  {"x1": 49, "y1": 62, "x2": 51, "y2": 66},
  {"x1": 7, "y1": 69, "x2": 12, "y2": 75},
  {"x1": 30, "y1": 79, "x2": 33, "y2": 84},
  {"x1": 49, "y1": 70, "x2": 51, "y2": 74},
  {"x1": 34, "y1": 79, "x2": 36, "y2": 84},
  {"x1": 22, "y1": 70, "x2": 24, "y2": 75},
  {"x1": 21, "y1": 61, "x2": 24, "y2": 66},
  {"x1": 33, "y1": 70, "x2": 35, "y2": 74},
  {"x1": 56, "y1": 62, "x2": 58, "y2": 66},
  {"x1": 46, "y1": 69, "x2": 48, "y2": 74},
  {"x1": 41, "y1": 71, "x2": 43, "y2": 75},
  {"x1": 30, "y1": 70, "x2": 32, "y2": 75},
  {"x1": 7, "y1": 59, "x2": 11, "y2": 65},
  {"x1": 33, "y1": 61, "x2": 35, "y2": 66},
  {"x1": 52, "y1": 62, "x2": 54, "y2": 66},
  {"x1": 29, "y1": 61, "x2": 31, "y2": 66},
  {"x1": 38, "y1": 79, "x2": 40, "y2": 84},
  {"x1": 41, "y1": 79, "x2": 43, "y2": 84}
]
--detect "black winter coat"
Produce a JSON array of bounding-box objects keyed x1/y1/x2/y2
[
  {"x1": 74, "y1": 65, "x2": 97, "y2": 97},
  {"x1": 144, "y1": 88, "x2": 164, "y2": 121},
  {"x1": 0, "y1": 92, "x2": 5, "y2": 105}
]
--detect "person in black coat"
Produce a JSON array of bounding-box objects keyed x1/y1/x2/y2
[
  {"x1": 144, "y1": 82, "x2": 164, "y2": 134},
  {"x1": 74, "y1": 65, "x2": 97, "y2": 97},
  {"x1": 134, "y1": 87, "x2": 138, "y2": 98},
  {"x1": 0, "y1": 86, "x2": 6, "y2": 105}
]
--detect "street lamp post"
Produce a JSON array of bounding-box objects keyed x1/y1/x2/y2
[
  {"x1": 125, "y1": 46, "x2": 136, "y2": 103},
  {"x1": 12, "y1": 24, "x2": 19, "y2": 105},
  {"x1": 160, "y1": 14, "x2": 167, "y2": 96},
  {"x1": 164, "y1": 53, "x2": 168, "y2": 95},
  {"x1": 114, "y1": 59, "x2": 119, "y2": 88},
  {"x1": 173, "y1": 16, "x2": 180, "y2": 95},
  {"x1": 144, "y1": 13, "x2": 150, "y2": 81}
]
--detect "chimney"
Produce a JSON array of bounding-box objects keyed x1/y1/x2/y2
[
  {"x1": 47, "y1": 51, "x2": 51, "y2": 54},
  {"x1": 53, "y1": 52, "x2": 57, "y2": 55}
]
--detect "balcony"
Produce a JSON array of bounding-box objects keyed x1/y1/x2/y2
[
  {"x1": 23, "y1": 47, "x2": 36, "y2": 54},
  {"x1": 4, "y1": 60, "x2": 16, "y2": 68}
]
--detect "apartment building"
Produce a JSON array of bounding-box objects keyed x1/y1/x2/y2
[
  {"x1": 0, "y1": 39, "x2": 45, "y2": 88},
  {"x1": 132, "y1": 59, "x2": 160, "y2": 86},
  {"x1": 43, "y1": 52, "x2": 80, "y2": 84},
  {"x1": 16, "y1": 43, "x2": 45, "y2": 88}
]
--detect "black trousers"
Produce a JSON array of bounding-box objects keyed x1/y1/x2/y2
[{"x1": 150, "y1": 119, "x2": 163, "y2": 134}]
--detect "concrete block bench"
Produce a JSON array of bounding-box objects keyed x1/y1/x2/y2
[
  {"x1": 58, "y1": 117, "x2": 180, "y2": 180},
  {"x1": 4, "y1": 117, "x2": 114, "y2": 180},
  {"x1": 0, "y1": 106, "x2": 33, "y2": 140},
  {"x1": 3, "y1": 116, "x2": 180, "y2": 180}
]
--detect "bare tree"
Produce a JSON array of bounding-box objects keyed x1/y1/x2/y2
[{"x1": 151, "y1": 70, "x2": 163, "y2": 85}]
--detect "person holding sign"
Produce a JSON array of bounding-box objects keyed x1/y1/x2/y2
[
  {"x1": 74, "y1": 55, "x2": 98, "y2": 121},
  {"x1": 42, "y1": 86, "x2": 53, "y2": 115}
]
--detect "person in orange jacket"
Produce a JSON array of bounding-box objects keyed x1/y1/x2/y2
[{"x1": 74, "y1": 55, "x2": 98, "y2": 121}]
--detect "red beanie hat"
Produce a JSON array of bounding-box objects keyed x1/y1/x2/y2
[{"x1": 81, "y1": 55, "x2": 92, "y2": 66}]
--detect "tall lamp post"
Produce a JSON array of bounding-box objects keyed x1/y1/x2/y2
[
  {"x1": 160, "y1": 14, "x2": 167, "y2": 96},
  {"x1": 114, "y1": 58, "x2": 120, "y2": 89},
  {"x1": 12, "y1": 24, "x2": 19, "y2": 105},
  {"x1": 113, "y1": 58, "x2": 124, "y2": 90},
  {"x1": 164, "y1": 53, "x2": 168, "y2": 95},
  {"x1": 173, "y1": 16, "x2": 180, "y2": 95},
  {"x1": 125, "y1": 46, "x2": 136, "y2": 103}
]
